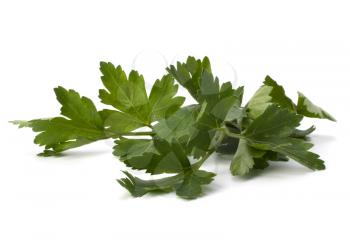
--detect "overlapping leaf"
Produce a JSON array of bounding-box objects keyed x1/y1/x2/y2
[
  {"x1": 242, "y1": 105, "x2": 325, "y2": 170},
  {"x1": 118, "y1": 169, "x2": 215, "y2": 199},
  {"x1": 247, "y1": 75, "x2": 336, "y2": 122},
  {"x1": 230, "y1": 139, "x2": 265, "y2": 176},
  {"x1": 115, "y1": 137, "x2": 216, "y2": 199},
  {"x1": 164, "y1": 57, "x2": 244, "y2": 158},
  {"x1": 247, "y1": 76, "x2": 295, "y2": 118},
  {"x1": 114, "y1": 138, "x2": 191, "y2": 175},
  {"x1": 12, "y1": 56, "x2": 335, "y2": 199}
]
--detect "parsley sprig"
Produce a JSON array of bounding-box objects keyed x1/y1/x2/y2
[{"x1": 12, "y1": 56, "x2": 335, "y2": 199}]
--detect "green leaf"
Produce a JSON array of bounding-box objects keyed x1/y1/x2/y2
[
  {"x1": 175, "y1": 170, "x2": 216, "y2": 199},
  {"x1": 167, "y1": 56, "x2": 240, "y2": 110},
  {"x1": 114, "y1": 135, "x2": 216, "y2": 198},
  {"x1": 11, "y1": 119, "x2": 50, "y2": 130},
  {"x1": 210, "y1": 86, "x2": 244, "y2": 121},
  {"x1": 149, "y1": 74, "x2": 185, "y2": 121},
  {"x1": 117, "y1": 169, "x2": 215, "y2": 199},
  {"x1": 55, "y1": 86, "x2": 104, "y2": 129},
  {"x1": 263, "y1": 76, "x2": 296, "y2": 110},
  {"x1": 166, "y1": 56, "x2": 245, "y2": 157},
  {"x1": 193, "y1": 82, "x2": 244, "y2": 156},
  {"x1": 230, "y1": 139, "x2": 265, "y2": 176},
  {"x1": 113, "y1": 138, "x2": 157, "y2": 161},
  {"x1": 225, "y1": 106, "x2": 247, "y2": 124},
  {"x1": 167, "y1": 56, "x2": 212, "y2": 102},
  {"x1": 12, "y1": 87, "x2": 107, "y2": 155},
  {"x1": 244, "y1": 105, "x2": 303, "y2": 139},
  {"x1": 168, "y1": 56, "x2": 243, "y2": 110},
  {"x1": 253, "y1": 138, "x2": 325, "y2": 170},
  {"x1": 117, "y1": 171, "x2": 182, "y2": 197},
  {"x1": 247, "y1": 76, "x2": 296, "y2": 118},
  {"x1": 99, "y1": 62, "x2": 150, "y2": 124},
  {"x1": 153, "y1": 105, "x2": 199, "y2": 143},
  {"x1": 184, "y1": 86, "x2": 243, "y2": 158},
  {"x1": 229, "y1": 148, "x2": 288, "y2": 174},
  {"x1": 297, "y1": 92, "x2": 336, "y2": 121},
  {"x1": 230, "y1": 139, "x2": 255, "y2": 176},
  {"x1": 246, "y1": 86, "x2": 272, "y2": 119},
  {"x1": 99, "y1": 62, "x2": 185, "y2": 125},
  {"x1": 32, "y1": 117, "x2": 105, "y2": 149},
  {"x1": 114, "y1": 138, "x2": 191, "y2": 175},
  {"x1": 99, "y1": 109, "x2": 145, "y2": 135},
  {"x1": 242, "y1": 105, "x2": 325, "y2": 170}
]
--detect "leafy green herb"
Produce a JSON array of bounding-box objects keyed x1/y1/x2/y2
[{"x1": 11, "y1": 56, "x2": 335, "y2": 199}]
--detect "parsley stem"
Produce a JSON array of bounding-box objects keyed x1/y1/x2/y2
[
  {"x1": 105, "y1": 131, "x2": 155, "y2": 138},
  {"x1": 223, "y1": 127, "x2": 242, "y2": 139},
  {"x1": 191, "y1": 130, "x2": 228, "y2": 170},
  {"x1": 121, "y1": 131, "x2": 155, "y2": 136},
  {"x1": 192, "y1": 150, "x2": 215, "y2": 170}
]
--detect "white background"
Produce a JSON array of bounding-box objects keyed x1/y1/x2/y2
[{"x1": 0, "y1": 0, "x2": 349, "y2": 247}]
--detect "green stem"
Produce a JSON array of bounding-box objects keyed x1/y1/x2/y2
[
  {"x1": 191, "y1": 128, "x2": 230, "y2": 170},
  {"x1": 192, "y1": 150, "x2": 215, "y2": 170},
  {"x1": 223, "y1": 127, "x2": 243, "y2": 139},
  {"x1": 105, "y1": 131, "x2": 155, "y2": 139},
  {"x1": 122, "y1": 131, "x2": 155, "y2": 136}
]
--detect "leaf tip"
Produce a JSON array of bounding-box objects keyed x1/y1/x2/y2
[{"x1": 10, "y1": 120, "x2": 29, "y2": 128}]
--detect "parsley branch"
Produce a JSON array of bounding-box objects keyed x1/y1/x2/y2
[{"x1": 11, "y1": 56, "x2": 335, "y2": 199}]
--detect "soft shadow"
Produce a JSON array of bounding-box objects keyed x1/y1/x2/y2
[
  {"x1": 200, "y1": 183, "x2": 222, "y2": 197},
  {"x1": 310, "y1": 134, "x2": 337, "y2": 143},
  {"x1": 215, "y1": 153, "x2": 233, "y2": 162},
  {"x1": 232, "y1": 163, "x2": 312, "y2": 182},
  {"x1": 116, "y1": 182, "x2": 222, "y2": 201},
  {"x1": 36, "y1": 149, "x2": 111, "y2": 160}
]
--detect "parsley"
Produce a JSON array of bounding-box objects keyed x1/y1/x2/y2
[{"x1": 11, "y1": 56, "x2": 335, "y2": 199}]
